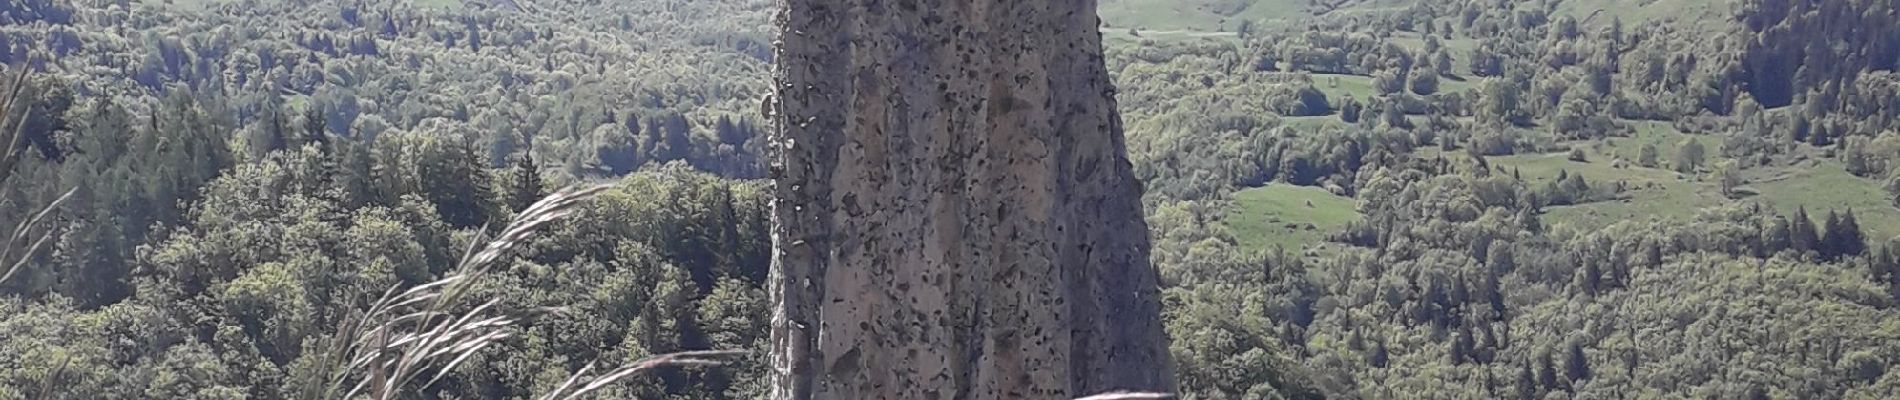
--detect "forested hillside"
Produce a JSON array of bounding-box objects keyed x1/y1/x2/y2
[
  {"x1": 1114, "y1": 0, "x2": 1900, "y2": 398},
  {"x1": 1, "y1": 0, "x2": 1898, "y2": 398},
  {"x1": 2, "y1": 0, "x2": 778, "y2": 398}
]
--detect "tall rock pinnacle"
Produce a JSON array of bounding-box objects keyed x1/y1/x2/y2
[{"x1": 765, "y1": 0, "x2": 1174, "y2": 398}]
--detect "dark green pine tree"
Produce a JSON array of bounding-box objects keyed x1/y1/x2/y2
[
  {"x1": 714, "y1": 115, "x2": 744, "y2": 146},
  {"x1": 1452, "y1": 327, "x2": 1475, "y2": 365},
  {"x1": 1478, "y1": 326, "x2": 1500, "y2": 363},
  {"x1": 334, "y1": 137, "x2": 376, "y2": 209},
  {"x1": 1581, "y1": 261, "x2": 1602, "y2": 297},
  {"x1": 1517, "y1": 363, "x2": 1539, "y2": 400},
  {"x1": 466, "y1": 20, "x2": 482, "y2": 52},
  {"x1": 1370, "y1": 340, "x2": 1389, "y2": 368},
  {"x1": 1808, "y1": 121, "x2": 1832, "y2": 147},
  {"x1": 1821, "y1": 210, "x2": 1845, "y2": 261},
  {"x1": 659, "y1": 113, "x2": 692, "y2": 162},
  {"x1": 438, "y1": 138, "x2": 495, "y2": 228},
  {"x1": 1451, "y1": 272, "x2": 1471, "y2": 305},
  {"x1": 642, "y1": 115, "x2": 668, "y2": 162},
  {"x1": 1483, "y1": 368, "x2": 1498, "y2": 398},
  {"x1": 1790, "y1": 206, "x2": 1820, "y2": 255},
  {"x1": 1643, "y1": 241, "x2": 1665, "y2": 268},
  {"x1": 1565, "y1": 342, "x2": 1591, "y2": 384},
  {"x1": 302, "y1": 104, "x2": 342, "y2": 201},
  {"x1": 1837, "y1": 209, "x2": 1866, "y2": 259},
  {"x1": 1538, "y1": 351, "x2": 1559, "y2": 392},
  {"x1": 413, "y1": 135, "x2": 498, "y2": 228},
  {"x1": 708, "y1": 183, "x2": 754, "y2": 281},
  {"x1": 51, "y1": 196, "x2": 130, "y2": 308},
  {"x1": 624, "y1": 112, "x2": 647, "y2": 168},
  {"x1": 1749, "y1": 387, "x2": 1772, "y2": 400},
  {"x1": 508, "y1": 136, "x2": 545, "y2": 212},
  {"x1": 301, "y1": 103, "x2": 328, "y2": 149},
  {"x1": 265, "y1": 105, "x2": 289, "y2": 153},
  {"x1": 1562, "y1": 171, "x2": 1590, "y2": 202},
  {"x1": 380, "y1": 13, "x2": 400, "y2": 37},
  {"x1": 1517, "y1": 206, "x2": 1542, "y2": 234}
]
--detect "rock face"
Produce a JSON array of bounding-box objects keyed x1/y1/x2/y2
[{"x1": 766, "y1": 0, "x2": 1174, "y2": 399}]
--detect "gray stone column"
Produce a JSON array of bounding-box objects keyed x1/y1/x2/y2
[{"x1": 766, "y1": 1, "x2": 1173, "y2": 398}]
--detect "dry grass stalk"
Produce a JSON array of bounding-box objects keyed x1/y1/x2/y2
[
  {"x1": 0, "y1": 65, "x2": 36, "y2": 188},
  {"x1": 299, "y1": 184, "x2": 740, "y2": 400},
  {"x1": 0, "y1": 65, "x2": 744, "y2": 399},
  {"x1": 1, "y1": 188, "x2": 72, "y2": 285},
  {"x1": 0, "y1": 63, "x2": 80, "y2": 400},
  {"x1": 0, "y1": 64, "x2": 73, "y2": 287},
  {"x1": 535, "y1": 349, "x2": 744, "y2": 400}
]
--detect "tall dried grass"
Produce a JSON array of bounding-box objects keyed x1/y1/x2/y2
[
  {"x1": 0, "y1": 65, "x2": 68, "y2": 287},
  {"x1": 0, "y1": 188, "x2": 69, "y2": 286},
  {"x1": 0, "y1": 63, "x2": 83, "y2": 400},
  {"x1": 0, "y1": 64, "x2": 36, "y2": 188},
  {"x1": 294, "y1": 184, "x2": 739, "y2": 400}
]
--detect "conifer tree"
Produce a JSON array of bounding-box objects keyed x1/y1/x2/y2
[
  {"x1": 1565, "y1": 342, "x2": 1592, "y2": 384},
  {"x1": 1517, "y1": 206, "x2": 1542, "y2": 234},
  {"x1": 1452, "y1": 328, "x2": 1475, "y2": 365},
  {"x1": 1839, "y1": 211, "x2": 1869, "y2": 257},
  {"x1": 1791, "y1": 206, "x2": 1820, "y2": 254},
  {"x1": 508, "y1": 134, "x2": 545, "y2": 213},
  {"x1": 1581, "y1": 261, "x2": 1602, "y2": 297},
  {"x1": 1834, "y1": 209, "x2": 1866, "y2": 259},
  {"x1": 263, "y1": 104, "x2": 289, "y2": 154},
  {"x1": 1370, "y1": 340, "x2": 1389, "y2": 368},
  {"x1": 1808, "y1": 122, "x2": 1832, "y2": 147},
  {"x1": 1538, "y1": 352, "x2": 1559, "y2": 392},
  {"x1": 1517, "y1": 364, "x2": 1538, "y2": 400},
  {"x1": 1822, "y1": 210, "x2": 1845, "y2": 261},
  {"x1": 299, "y1": 105, "x2": 342, "y2": 201},
  {"x1": 302, "y1": 103, "x2": 328, "y2": 149}
]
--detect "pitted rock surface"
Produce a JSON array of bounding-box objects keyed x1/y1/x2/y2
[{"x1": 767, "y1": 1, "x2": 1174, "y2": 398}]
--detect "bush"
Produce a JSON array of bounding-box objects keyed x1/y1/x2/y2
[{"x1": 1410, "y1": 69, "x2": 1441, "y2": 95}]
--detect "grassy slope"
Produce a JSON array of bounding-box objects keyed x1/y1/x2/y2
[
  {"x1": 1099, "y1": 0, "x2": 1311, "y2": 32},
  {"x1": 1111, "y1": 0, "x2": 1900, "y2": 244},
  {"x1": 1486, "y1": 122, "x2": 1900, "y2": 241},
  {"x1": 1310, "y1": 72, "x2": 1477, "y2": 102},
  {"x1": 1551, "y1": 0, "x2": 1728, "y2": 31},
  {"x1": 1493, "y1": 146, "x2": 1713, "y2": 235},
  {"x1": 1750, "y1": 160, "x2": 1900, "y2": 241},
  {"x1": 1225, "y1": 185, "x2": 1361, "y2": 251}
]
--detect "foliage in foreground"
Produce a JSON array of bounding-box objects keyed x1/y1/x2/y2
[{"x1": 0, "y1": 154, "x2": 773, "y2": 398}]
